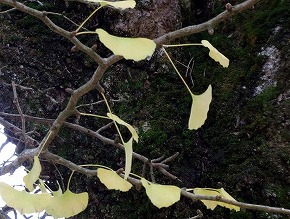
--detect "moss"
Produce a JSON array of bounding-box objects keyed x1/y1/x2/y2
[{"x1": 235, "y1": 0, "x2": 290, "y2": 44}]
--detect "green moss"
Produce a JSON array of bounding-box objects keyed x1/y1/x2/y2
[
  {"x1": 249, "y1": 86, "x2": 278, "y2": 107},
  {"x1": 236, "y1": 0, "x2": 290, "y2": 43}
]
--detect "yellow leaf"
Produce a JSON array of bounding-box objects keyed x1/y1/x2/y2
[
  {"x1": 201, "y1": 40, "x2": 229, "y2": 68},
  {"x1": 123, "y1": 138, "x2": 133, "y2": 180},
  {"x1": 193, "y1": 188, "x2": 219, "y2": 210},
  {"x1": 97, "y1": 168, "x2": 132, "y2": 191},
  {"x1": 140, "y1": 178, "x2": 181, "y2": 208},
  {"x1": 87, "y1": 0, "x2": 136, "y2": 9},
  {"x1": 217, "y1": 188, "x2": 240, "y2": 211},
  {"x1": 0, "y1": 182, "x2": 52, "y2": 214},
  {"x1": 193, "y1": 188, "x2": 240, "y2": 211},
  {"x1": 46, "y1": 188, "x2": 88, "y2": 218},
  {"x1": 107, "y1": 113, "x2": 139, "y2": 142},
  {"x1": 96, "y1": 28, "x2": 156, "y2": 61},
  {"x1": 189, "y1": 85, "x2": 212, "y2": 130},
  {"x1": 23, "y1": 156, "x2": 42, "y2": 192},
  {"x1": 102, "y1": 0, "x2": 136, "y2": 9},
  {"x1": 38, "y1": 179, "x2": 48, "y2": 193}
]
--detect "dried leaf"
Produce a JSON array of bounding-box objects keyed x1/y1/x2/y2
[
  {"x1": 189, "y1": 85, "x2": 212, "y2": 130},
  {"x1": 97, "y1": 168, "x2": 132, "y2": 191},
  {"x1": 193, "y1": 188, "x2": 240, "y2": 211},
  {"x1": 96, "y1": 28, "x2": 156, "y2": 61},
  {"x1": 107, "y1": 113, "x2": 138, "y2": 142},
  {"x1": 0, "y1": 182, "x2": 52, "y2": 214},
  {"x1": 23, "y1": 156, "x2": 41, "y2": 192},
  {"x1": 46, "y1": 188, "x2": 88, "y2": 218},
  {"x1": 141, "y1": 178, "x2": 181, "y2": 208},
  {"x1": 201, "y1": 40, "x2": 229, "y2": 68}
]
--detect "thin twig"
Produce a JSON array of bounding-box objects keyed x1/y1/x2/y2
[
  {"x1": 11, "y1": 82, "x2": 27, "y2": 146},
  {"x1": 161, "y1": 152, "x2": 180, "y2": 164},
  {"x1": 44, "y1": 11, "x2": 89, "y2": 31},
  {"x1": 0, "y1": 7, "x2": 15, "y2": 14}
]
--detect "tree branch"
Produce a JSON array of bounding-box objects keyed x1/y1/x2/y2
[
  {"x1": 1, "y1": 115, "x2": 289, "y2": 216},
  {"x1": 154, "y1": 0, "x2": 260, "y2": 46}
]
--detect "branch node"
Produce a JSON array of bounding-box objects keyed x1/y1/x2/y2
[
  {"x1": 96, "y1": 83, "x2": 105, "y2": 94},
  {"x1": 42, "y1": 11, "x2": 48, "y2": 17},
  {"x1": 207, "y1": 27, "x2": 214, "y2": 35},
  {"x1": 70, "y1": 31, "x2": 77, "y2": 38},
  {"x1": 91, "y1": 44, "x2": 98, "y2": 51},
  {"x1": 226, "y1": 3, "x2": 233, "y2": 12},
  {"x1": 216, "y1": 195, "x2": 222, "y2": 200},
  {"x1": 70, "y1": 46, "x2": 79, "y2": 52}
]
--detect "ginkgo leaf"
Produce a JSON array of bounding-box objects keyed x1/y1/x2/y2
[
  {"x1": 96, "y1": 28, "x2": 156, "y2": 61},
  {"x1": 107, "y1": 112, "x2": 139, "y2": 142},
  {"x1": 123, "y1": 137, "x2": 133, "y2": 180},
  {"x1": 46, "y1": 188, "x2": 88, "y2": 218},
  {"x1": 0, "y1": 182, "x2": 52, "y2": 214},
  {"x1": 193, "y1": 188, "x2": 219, "y2": 210},
  {"x1": 23, "y1": 156, "x2": 42, "y2": 192},
  {"x1": 189, "y1": 85, "x2": 212, "y2": 130},
  {"x1": 140, "y1": 178, "x2": 181, "y2": 208},
  {"x1": 101, "y1": 0, "x2": 136, "y2": 9},
  {"x1": 193, "y1": 188, "x2": 240, "y2": 211},
  {"x1": 201, "y1": 40, "x2": 229, "y2": 68},
  {"x1": 86, "y1": 0, "x2": 136, "y2": 9},
  {"x1": 97, "y1": 168, "x2": 132, "y2": 191},
  {"x1": 217, "y1": 188, "x2": 240, "y2": 211}
]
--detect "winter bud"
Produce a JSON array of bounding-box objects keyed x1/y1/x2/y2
[
  {"x1": 70, "y1": 31, "x2": 77, "y2": 38},
  {"x1": 71, "y1": 46, "x2": 78, "y2": 52},
  {"x1": 208, "y1": 27, "x2": 214, "y2": 35},
  {"x1": 65, "y1": 88, "x2": 74, "y2": 94},
  {"x1": 91, "y1": 44, "x2": 97, "y2": 51},
  {"x1": 226, "y1": 3, "x2": 233, "y2": 12}
]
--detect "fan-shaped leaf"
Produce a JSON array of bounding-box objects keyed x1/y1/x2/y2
[
  {"x1": 193, "y1": 188, "x2": 219, "y2": 210},
  {"x1": 87, "y1": 0, "x2": 136, "y2": 9},
  {"x1": 107, "y1": 113, "x2": 139, "y2": 142},
  {"x1": 123, "y1": 137, "x2": 133, "y2": 180},
  {"x1": 193, "y1": 188, "x2": 240, "y2": 211},
  {"x1": 217, "y1": 188, "x2": 240, "y2": 211},
  {"x1": 201, "y1": 40, "x2": 229, "y2": 68},
  {"x1": 141, "y1": 178, "x2": 181, "y2": 208},
  {"x1": 97, "y1": 168, "x2": 132, "y2": 191},
  {"x1": 23, "y1": 156, "x2": 42, "y2": 192},
  {"x1": 46, "y1": 188, "x2": 88, "y2": 218},
  {"x1": 96, "y1": 28, "x2": 156, "y2": 61},
  {"x1": 0, "y1": 182, "x2": 52, "y2": 214},
  {"x1": 189, "y1": 85, "x2": 212, "y2": 130}
]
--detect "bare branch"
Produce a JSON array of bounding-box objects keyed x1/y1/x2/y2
[
  {"x1": 0, "y1": 113, "x2": 179, "y2": 179},
  {"x1": 0, "y1": 117, "x2": 39, "y2": 148},
  {"x1": 181, "y1": 190, "x2": 290, "y2": 215},
  {"x1": 154, "y1": 0, "x2": 260, "y2": 46},
  {"x1": 41, "y1": 150, "x2": 290, "y2": 216},
  {"x1": 11, "y1": 81, "x2": 27, "y2": 146}
]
